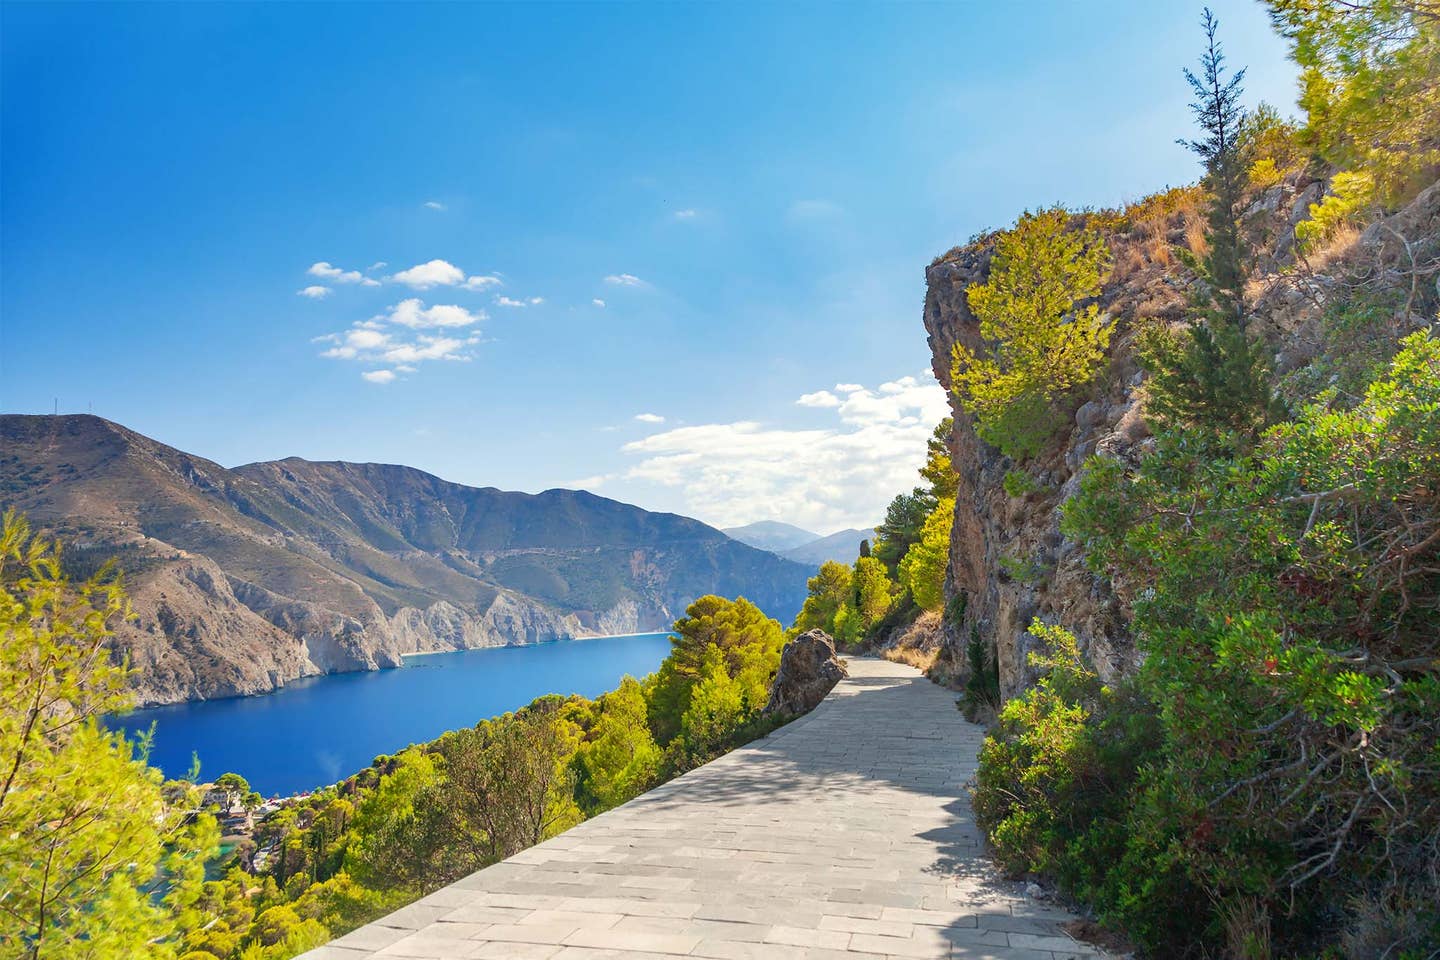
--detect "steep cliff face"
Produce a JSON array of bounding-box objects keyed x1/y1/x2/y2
[
  {"x1": 923, "y1": 177, "x2": 1440, "y2": 700},
  {"x1": 924, "y1": 249, "x2": 1145, "y2": 698},
  {"x1": 0, "y1": 415, "x2": 811, "y2": 705}
]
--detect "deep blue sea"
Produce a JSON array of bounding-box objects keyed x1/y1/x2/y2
[{"x1": 110, "y1": 632, "x2": 674, "y2": 796}]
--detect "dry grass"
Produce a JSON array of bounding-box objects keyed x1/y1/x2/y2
[
  {"x1": 880, "y1": 611, "x2": 944, "y2": 672},
  {"x1": 1122, "y1": 184, "x2": 1205, "y2": 225},
  {"x1": 1134, "y1": 294, "x2": 1183, "y2": 321},
  {"x1": 1221, "y1": 895, "x2": 1272, "y2": 960},
  {"x1": 881, "y1": 644, "x2": 940, "y2": 673},
  {"x1": 1108, "y1": 185, "x2": 1208, "y2": 289},
  {"x1": 1183, "y1": 217, "x2": 1210, "y2": 260},
  {"x1": 1300, "y1": 222, "x2": 1363, "y2": 274}
]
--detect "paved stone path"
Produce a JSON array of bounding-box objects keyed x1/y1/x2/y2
[{"x1": 301, "y1": 658, "x2": 1099, "y2": 960}]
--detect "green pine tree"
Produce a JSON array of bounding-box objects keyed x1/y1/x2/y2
[{"x1": 1143, "y1": 8, "x2": 1281, "y2": 444}]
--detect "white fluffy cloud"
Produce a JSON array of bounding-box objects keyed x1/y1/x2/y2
[
  {"x1": 386, "y1": 298, "x2": 484, "y2": 328},
  {"x1": 315, "y1": 299, "x2": 483, "y2": 381},
  {"x1": 634, "y1": 413, "x2": 665, "y2": 423},
  {"x1": 308, "y1": 262, "x2": 380, "y2": 286},
  {"x1": 297, "y1": 285, "x2": 331, "y2": 299},
  {"x1": 592, "y1": 298, "x2": 606, "y2": 308},
  {"x1": 423, "y1": 200, "x2": 446, "y2": 211},
  {"x1": 796, "y1": 390, "x2": 841, "y2": 408},
  {"x1": 389, "y1": 259, "x2": 466, "y2": 289},
  {"x1": 462, "y1": 274, "x2": 502, "y2": 291},
  {"x1": 617, "y1": 373, "x2": 949, "y2": 529},
  {"x1": 604, "y1": 273, "x2": 646, "y2": 287}
]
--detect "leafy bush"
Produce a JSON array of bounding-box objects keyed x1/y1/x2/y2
[
  {"x1": 950, "y1": 207, "x2": 1113, "y2": 459},
  {"x1": 1268, "y1": 0, "x2": 1440, "y2": 208},
  {"x1": 1001, "y1": 469, "x2": 1039, "y2": 498},
  {"x1": 971, "y1": 621, "x2": 1162, "y2": 913},
  {"x1": 1247, "y1": 156, "x2": 1282, "y2": 190},
  {"x1": 898, "y1": 497, "x2": 953, "y2": 610},
  {"x1": 851, "y1": 556, "x2": 897, "y2": 635},
  {"x1": 996, "y1": 552, "x2": 1046, "y2": 584},
  {"x1": 959, "y1": 625, "x2": 1000, "y2": 720},
  {"x1": 1048, "y1": 331, "x2": 1440, "y2": 955},
  {"x1": 789, "y1": 561, "x2": 853, "y2": 639},
  {"x1": 1296, "y1": 169, "x2": 1375, "y2": 251}
]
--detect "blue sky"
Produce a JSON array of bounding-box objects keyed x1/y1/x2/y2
[{"x1": 1, "y1": 2, "x2": 1296, "y2": 532}]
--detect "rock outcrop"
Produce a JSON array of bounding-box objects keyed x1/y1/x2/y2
[
  {"x1": 923, "y1": 175, "x2": 1440, "y2": 702},
  {"x1": 764, "y1": 629, "x2": 847, "y2": 716}
]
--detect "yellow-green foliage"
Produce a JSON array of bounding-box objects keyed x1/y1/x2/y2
[
  {"x1": 1268, "y1": 0, "x2": 1440, "y2": 207},
  {"x1": 1295, "y1": 169, "x2": 1373, "y2": 250},
  {"x1": 898, "y1": 497, "x2": 953, "y2": 611},
  {"x1": 0, "y1": 510, "x2": 219, "y2": 959},
  {"x1": 648, "y1": 595, "x2": 784, "y2": 761},
  {"x1": 952, "y1": 207, "x2": 1113, "y2": 459},
  {"x1": 851, "y1": 556, "x2": 896, "y2": 630},
  {"x1": 789, "y1": 560, "x2": 852, "y2": 637},
  {"x1": 1247, "y1": 156, "x2": 1282, "y2": 190},
  {"x1": 677, "y1": 646, "x2": 751, "y2": 759},
  {"x1": 572, "y1": 676, "x2": 661, "y2": 814}
]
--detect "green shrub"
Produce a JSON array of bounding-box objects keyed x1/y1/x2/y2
[
  {"x1": 951, "y1": 207, "x2": 1113, "y2": 460},
  {"x1": 1295, "y1": 170, "x2": 1375, "y2": 251},
  {"x1": 959, "y1": 626, "x2": 999, "y2": 720},
  {"x1": 898, "y1": 498, "x2": 953, "y2": 611},
  {"x1": 1054, "y1": 330, "x2": 1440, "y2": 955},
  {"x1": 997, "y1": 553, "x2": 1045, "y2": 584},
  {"x1": 972, "y1": 622, "x2": 1161, "y2": 908},
  {"x1": 1001, "y1": 469, "x2": 1039, "y2": 498}
]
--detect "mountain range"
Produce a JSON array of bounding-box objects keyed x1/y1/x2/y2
[
  {"x1": 723, "y1": 521, "x2": 872, "y2": 567},
  {"x1": 0, "y1": 415, "x2": 812, "y2": 705}
]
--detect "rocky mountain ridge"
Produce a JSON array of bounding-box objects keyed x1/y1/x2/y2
[
  {"x1": 724, "y1": 521, "x2": 874, "y2": 567},
  {"x1": 778, "y1": 528, "x2": 873, "y2": 567},
  {"x1": 0, "y1": 415, "x2": 810, "y2": 705}
]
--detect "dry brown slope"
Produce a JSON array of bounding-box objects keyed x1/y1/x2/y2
[{"x1": 0, "y1": 415, "x2": 811, "y2": 704}]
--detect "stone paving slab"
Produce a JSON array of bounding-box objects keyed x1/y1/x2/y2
[{"x1": 299, "y1": 658, "x2": 1101, "y2": 960}]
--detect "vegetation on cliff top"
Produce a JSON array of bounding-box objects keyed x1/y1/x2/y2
[
  {"x1": 968, "y1": 3, "x2": 1439, "y2": 957},
  {"x1": 951, "y1": 207, "x2": 1114, "y2": 460}
]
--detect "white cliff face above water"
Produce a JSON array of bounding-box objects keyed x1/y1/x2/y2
[{"x1": 1, "y1": 414, "x2": 811, "y2": 705}]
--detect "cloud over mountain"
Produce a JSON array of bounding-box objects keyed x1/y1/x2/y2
[{"x1": 618, "y1": 373, "x2": 948, "y2": 529}]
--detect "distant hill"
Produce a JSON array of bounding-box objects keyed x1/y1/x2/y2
[
  {"x1": 781, "y1": 527, "x2": 873, "y2": 568},
  {"x1": 722, "y1": 520, "x2": 821, "y2": 553},
  {"x1": 0, "y1": 415, "x2": 811, "y2": 705}
]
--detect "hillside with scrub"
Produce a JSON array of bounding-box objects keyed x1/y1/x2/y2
[{"x1": 818, "y1": 3, "x2": 1439, "y2": 956}]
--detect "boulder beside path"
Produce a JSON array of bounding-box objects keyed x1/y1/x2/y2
[{"x1": 763, "y1": 628, "x2": 848, "y2": 716}]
